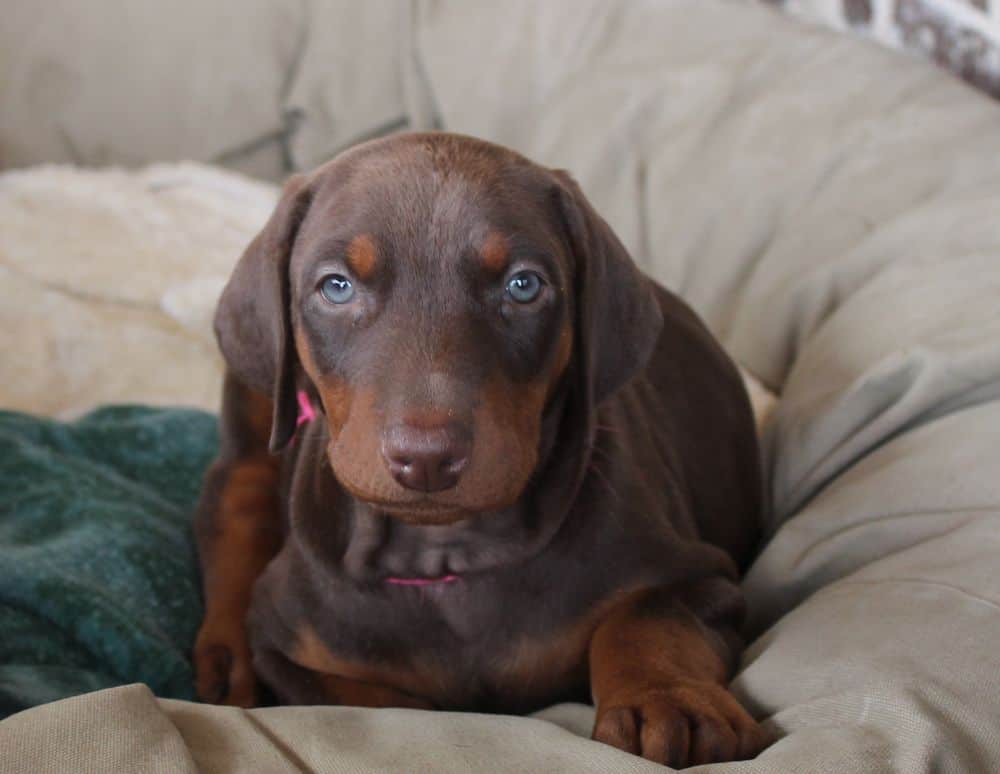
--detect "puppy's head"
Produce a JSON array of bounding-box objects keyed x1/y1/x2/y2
[{"x1": 216, "y1": 134, "x2": 661, "y2": 525}]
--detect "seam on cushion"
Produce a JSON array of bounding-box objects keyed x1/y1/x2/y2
[
  {"x1": 297, "y1": 116, "x2": 411, "y2": 172},
  {"x1": 0, "y1": 255, "x2": 154, "y2": 312},
  {"x1": 723, "y1": 47, "x2": 960, "y2": 377},
  {"x1": 776, "y1": 375, "x2": 1000, "y2": 524},
  {"x1": 716, "y1": 220, "x2": 782, "y2": 347},
  {"x1": 277, "y1": 0, "x2": 311, "y2": 172},
  {"x1": 791, "y1": 506, "x2": 1000, "y2": 569},
  {"x1": 770, "y1": 177, "x2": 1000, "y2": 393},
  {"x1": 207, "y1": 1, "x2": 307, "y2": 173},
  {"x1": 0, "y1": 254, "x2": 220, "y2": 358},
  {"x1": 241, "y1": 712, "x2": 312, "y2": 773},
  {"x1": 814, "y1": 577, "x2": 1000, "y2": 614},
  {"x1": 211, "y1": 128, "x2": 290, "y2": 169}
]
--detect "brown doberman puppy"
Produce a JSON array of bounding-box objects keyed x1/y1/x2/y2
[{"x1": 193, "y1": 132, "x2": 768, "y2": 767}]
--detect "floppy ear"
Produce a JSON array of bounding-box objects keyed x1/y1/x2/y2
[
  {"x1": 552, "y1": 170, "x2": 663, "y2": 406},
  {"x1": 214, "y1": 173, "x2": 314, "y2": 453}
]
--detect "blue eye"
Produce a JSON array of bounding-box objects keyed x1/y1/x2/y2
[
  {"x1": 320, "y1": 274, "x2": 354, "y2": 304},
  {"x1": 506, "y1": 271, "x2": 543, "y2": 303}
]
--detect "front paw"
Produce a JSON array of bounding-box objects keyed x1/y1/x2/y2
[
  {"x1": 193, "y1": 621, "x2": 259, "y2": 707},
  {"x1": 593, "y1": 680, "x2": 768, "y2": 767}
]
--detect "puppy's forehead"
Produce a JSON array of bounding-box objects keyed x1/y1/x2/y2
[{"x1": 300, "y1": 135, "x2": 562, "y2": 268}]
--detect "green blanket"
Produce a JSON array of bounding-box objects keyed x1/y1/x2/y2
[{"x1": 0, "y1": 406, "x2": 217, "y2": 719}]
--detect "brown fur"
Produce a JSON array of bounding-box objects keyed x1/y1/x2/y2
[
  {"x1": 193, "y1": 133, "x2": 768, "y2": 766},
  {"x1": 193, "y1": 377, "x2": 282, "y2": 707}
]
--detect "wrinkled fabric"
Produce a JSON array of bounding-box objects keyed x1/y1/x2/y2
[{"x1": 2, "y1": 1, "x2": 1000, "y2": 772}]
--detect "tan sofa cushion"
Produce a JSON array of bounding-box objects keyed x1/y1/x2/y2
[{"x1": 0, "y1": 0, "x2": 301, "y2": 180}]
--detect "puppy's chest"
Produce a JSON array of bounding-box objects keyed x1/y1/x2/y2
[{"x1": 284, "y1": 573, "x2": 607, "y2": 713}]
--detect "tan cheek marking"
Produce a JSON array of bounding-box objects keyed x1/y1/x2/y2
[
  {"x1": 480, "y1": 230, "x2": 510, "y2": 274},
  {"x1": 294, "y1": 329, "x2": 354, "y2": 433},
  {"x1": 461, "y1": 375, "x2": 547, "y2": 507},
  {"x1": 346, "y1": 233, "x2": 378, "y2": 280},
  {"x1": 294, "y1": 329, "x2": 320, "y2": 379},
  {"x1": 325, "y1": 386, "x2": 399, "y2": 501},
  {"x1": 455, "y1": 317, "x2": 572, "y2": 507},
  {"x1": 318, "y1": 376, "x2": 354, "y2": 434}
]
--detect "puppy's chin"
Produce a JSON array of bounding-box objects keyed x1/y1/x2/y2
[
  {"x1": 330, "y1": 469, "x2": 526, "y2": 526},
  {"x1": 377, "y1": 503, "x2": 473, "y2": 526}
]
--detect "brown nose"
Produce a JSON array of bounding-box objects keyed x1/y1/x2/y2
[{"x1": 381, "y1": 423, "x2": 471, "y2": 492}]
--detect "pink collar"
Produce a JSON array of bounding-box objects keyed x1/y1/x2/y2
[
  {"x1": 296, "y1": 390, "x2": 318, "y2": 427},
  {"x1": 385, "y1": 574, "x2": 459, "y2": 587}
]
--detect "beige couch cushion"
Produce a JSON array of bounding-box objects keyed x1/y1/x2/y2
[
  {"x1": 0, "y1": 0, "x2": 301, "y2": 180},
  {"x1": 282, "y1": 0, "x2": 407, "y2": 170}
]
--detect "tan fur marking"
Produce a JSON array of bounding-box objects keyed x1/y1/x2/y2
[
  {"x1": 291, "y1": 624, "x2": 447, "y2": 703},
  {"x1": 496, "y1": 587, "x2": 640, "y2": 701},
  {"x1": 589, "y1": 592, "x2": 728, "y2": 702},
  {"x1": 294, "y1": 329, "x2": 355, "y2": 433},
  {"x1": 346, "y1": 233, "x2": 378, "y2": 280},
  {"x1": 318, "y1": 376, "x2": 354, "y2": 434},
  {"x1": 480, "y1": 230, "x2": 510, "y2": 274},
  {"x1": 402, "y1": 408, "x2": 453, "y2": 430},
  {"x1": 208, "y1": 460, "x2": 282, "y2": 586}
]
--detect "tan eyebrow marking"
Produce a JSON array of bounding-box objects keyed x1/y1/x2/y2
[
  {"x1": 345, "y1": 233, "x2": 378, "y2": 280},
  {"x1": 480, "y1": 230, "x2": 510, "y2": 274}
]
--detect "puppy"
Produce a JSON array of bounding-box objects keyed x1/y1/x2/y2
[{"x1": 194, "y1": 132, "x2": 767, "y2": 767}]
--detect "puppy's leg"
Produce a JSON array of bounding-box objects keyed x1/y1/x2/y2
[
  {"x1": 589, "y1": 584, "x2": 769, "y2": 767},
  {"x1": 193, "y1": 372, "x2": 284, "y2": 707},
  {"x1": 254, "y1": 647, "x2": 435, "y2": 710}
]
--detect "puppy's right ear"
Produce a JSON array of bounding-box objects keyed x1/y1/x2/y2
[{"x1": 214, "y1": 174, "x2": 314, "y2": 453}]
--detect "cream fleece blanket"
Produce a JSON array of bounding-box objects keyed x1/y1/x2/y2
[{"x1": 0, "y1": 164, "x2": 274, "y2": 417}]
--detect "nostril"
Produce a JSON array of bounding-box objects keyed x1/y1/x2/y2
[{"x1": 439, "y1": 456, "x2": 467, "y2": 475}]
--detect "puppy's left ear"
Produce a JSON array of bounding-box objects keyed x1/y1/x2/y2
[
  {"x1": 552, "y1": 170, "x2": 663, "y2": 407},
  {"x1": 214, "y1": 173, "x2": 314, "y2": 452}
]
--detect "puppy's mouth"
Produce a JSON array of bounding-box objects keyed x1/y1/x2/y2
[
  {"x1": 377, "y1": 500, "x2": 472, "y2": 526},
  {"x1": 333, "y1": 477, "x2": 473, "y2": 525}
]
